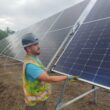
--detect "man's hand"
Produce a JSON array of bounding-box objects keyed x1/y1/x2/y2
[{"x1": 67, "y1": 75, "x2": 79, "y2": 81}]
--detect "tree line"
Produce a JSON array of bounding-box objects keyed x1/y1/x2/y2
[{"x1": 0, "y1": 27, "x2": 15, "y2": 40}]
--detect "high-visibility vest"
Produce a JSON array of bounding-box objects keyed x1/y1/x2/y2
[{"x1": 22, "y1": 55, "x2": 51, "y2": 106}]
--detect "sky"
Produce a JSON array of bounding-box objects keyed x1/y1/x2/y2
[{"x1": 0, "y1": 0, "x2": 83, "y2": 31}]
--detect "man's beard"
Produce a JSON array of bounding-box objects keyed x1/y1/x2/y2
[
  {"x1": 35, "y1": 47, "x2": 40, "y2": 55},
  {"x1": 36, "y1": 52, "x2": 40, "y2": 55}
]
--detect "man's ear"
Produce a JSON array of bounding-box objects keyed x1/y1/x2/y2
[
  {"x1": 25, "y1": 46, "x2": 30, "y2": 52},
  {"x1": 28, "y1": 46, "x2": 32, "y2": 52}
]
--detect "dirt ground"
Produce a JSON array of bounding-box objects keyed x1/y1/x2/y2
[{"x1": 0, "y1": 55, "x2": 110, "y2": 110}]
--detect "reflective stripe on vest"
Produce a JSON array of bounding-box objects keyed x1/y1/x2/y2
[
  {"x1": 22, "y1": 55, "x2": 51, "y2": 106},
  {"x1": 26, "y1": 91, "x2": 48, "y2": 101}
]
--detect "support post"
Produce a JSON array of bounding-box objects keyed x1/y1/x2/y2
[
  {"x1": 55, "y1": 80, "x2": 68, "y2": 110},
  {"x1": 92, "y1": 85, "x2": 97, "y2": 104},
  {"x1": 56, "y1": 86, "x2": 99, "y2": 110}
]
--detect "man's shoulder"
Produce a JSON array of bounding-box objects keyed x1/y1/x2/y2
[
  {"x1": 26, "y1": 63, "x2": 39, "y2": 70},
  {"x1": 25, "y1": 63, "x2": 45, "y2": 80}
]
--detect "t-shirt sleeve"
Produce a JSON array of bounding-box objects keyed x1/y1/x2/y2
[{"x1": 26, "y1": 64, "x2": 45, "y2": 80}]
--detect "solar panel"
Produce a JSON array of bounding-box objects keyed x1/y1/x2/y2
[
  {"x1": 53, "y1": 0, "x2": 110, "y2": 89},
  {"x1": 50, "y1": 0, "x2": 90, "y2": 31},
  {"x1": 39, "y1": 27, "x2": 71, "y2": 66},
  {"x1": 84, "y1": 0, "x2": 110, "y2": 22},
  {"x1": 0, "y1": 0, "x2": 90, "y2": 67}
]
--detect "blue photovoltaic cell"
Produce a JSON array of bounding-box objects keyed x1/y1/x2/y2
[{"x1": 53, "y1": 18, "x2": 110, "y2": 89}]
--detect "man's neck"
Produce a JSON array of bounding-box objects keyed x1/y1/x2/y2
[{"x1": 27, "y1": 53, "x2": 36, "y2": 57}]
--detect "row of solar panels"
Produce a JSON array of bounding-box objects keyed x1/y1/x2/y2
[
  {"x1": 0, "y1": 0, "x2": 90, "y2": 67},
  {"x1": 1, "y1": 0, "x2": 110, "y2": 90}
]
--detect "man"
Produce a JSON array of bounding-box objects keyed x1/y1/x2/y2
[{"x1": 22, "y1": 33, "x2": 77, "y2": 110}]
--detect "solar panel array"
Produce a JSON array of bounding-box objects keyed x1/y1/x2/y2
[
  {"x1": 0, "y1": 0, "x2": 90, "y2": 67},
  {"x1": 53, "y1": 0, "x2": 110, "y2": 89}
]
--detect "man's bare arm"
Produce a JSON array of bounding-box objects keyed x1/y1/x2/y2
[{"x1": 38, "y1": 71, "x2": 68, "y2": 82}]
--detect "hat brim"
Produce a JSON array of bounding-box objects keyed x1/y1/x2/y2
[{"x1": 23, "y1": 39, "x2": 39, "y2": 48}]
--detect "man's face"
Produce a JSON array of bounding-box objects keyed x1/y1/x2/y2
[{"x1": 29, "y1": 43, "x2": 41, "y2": 55}]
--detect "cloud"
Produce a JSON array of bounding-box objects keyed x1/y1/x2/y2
[
  {"x1": 0, "y1": 0, "x2": 83, "y2": 31},
  {"x1": 0, "y1": 17, "x2": 14, "y2": 30}
]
